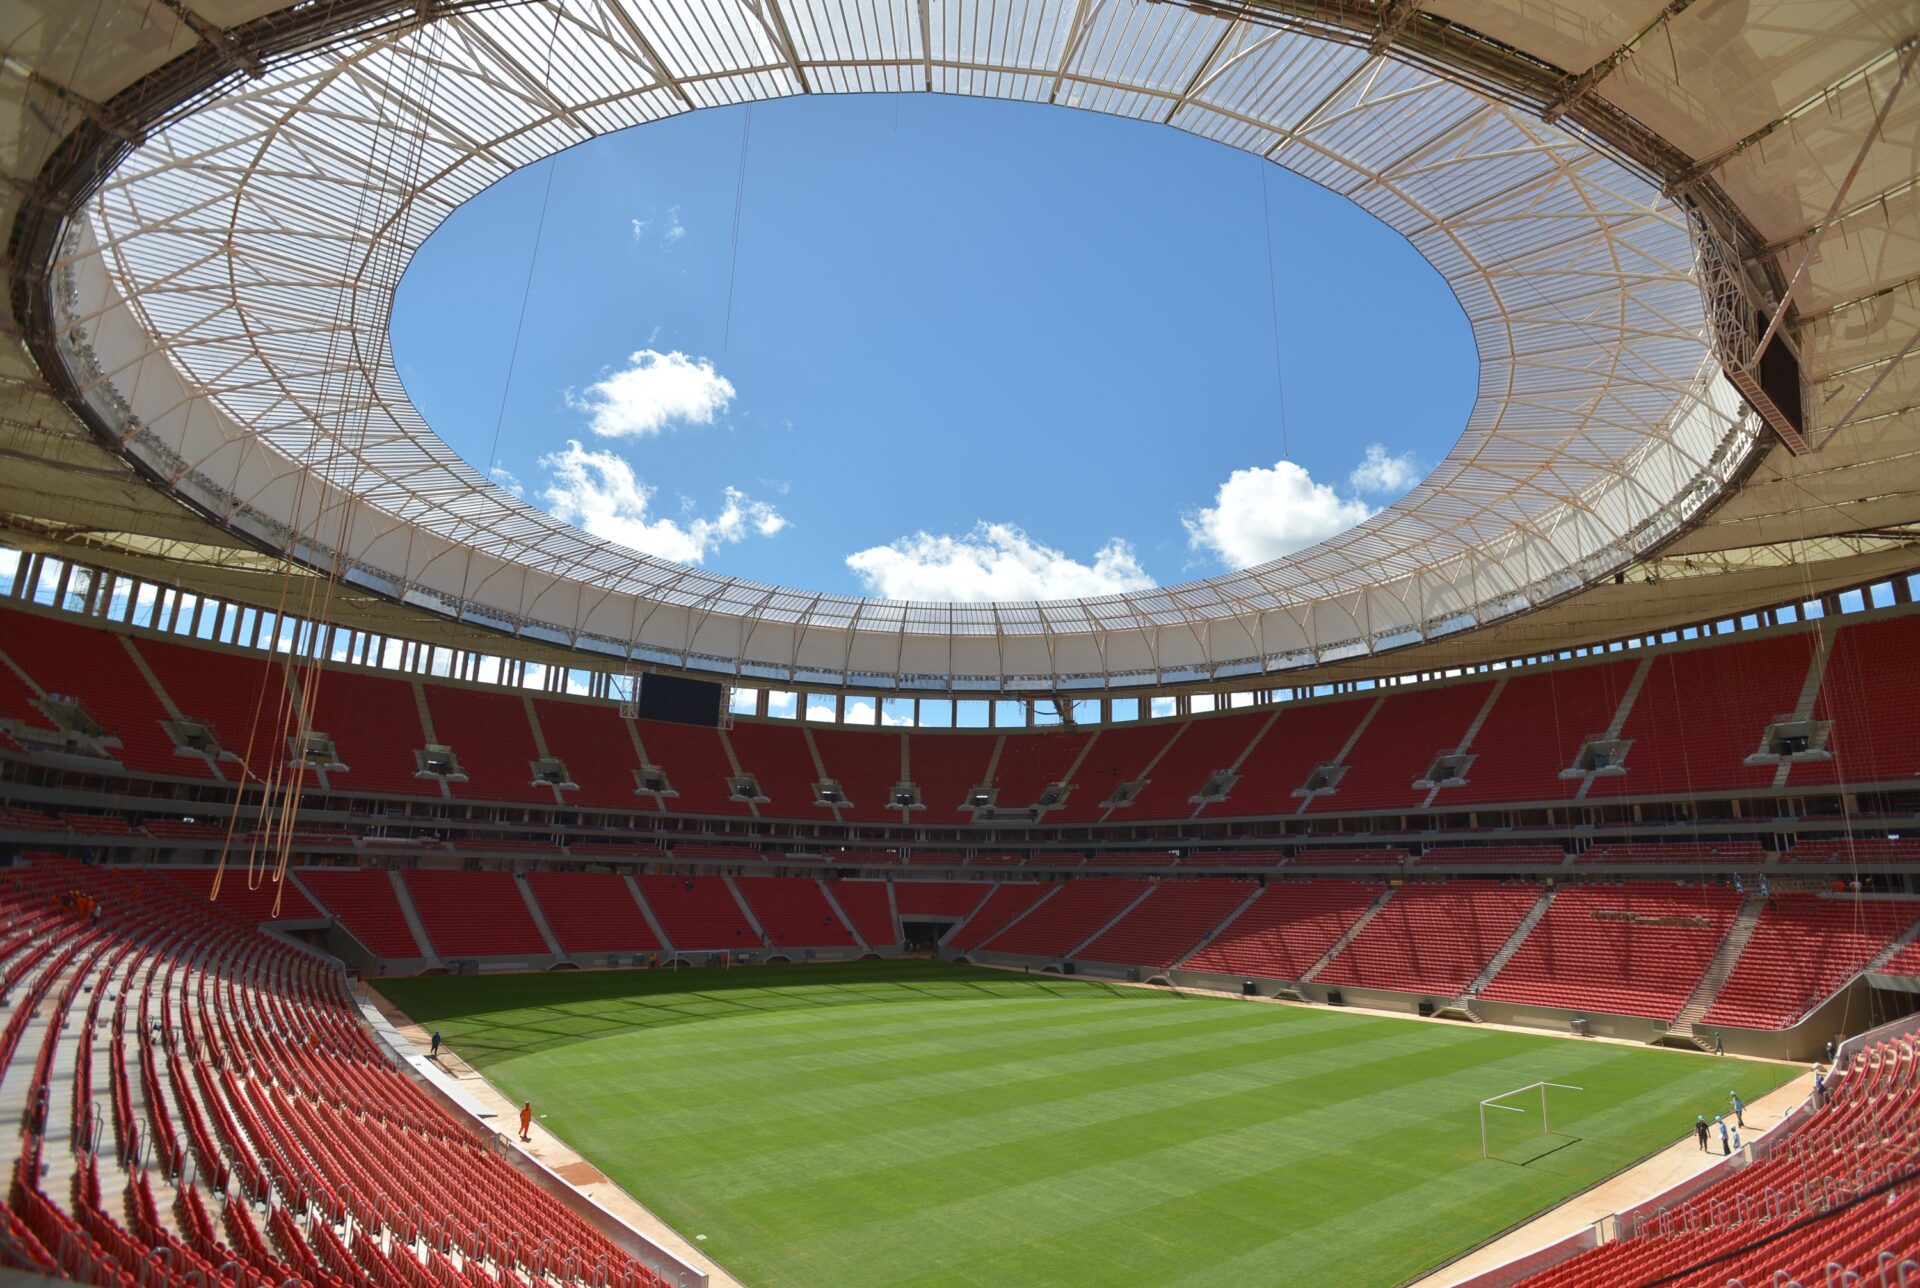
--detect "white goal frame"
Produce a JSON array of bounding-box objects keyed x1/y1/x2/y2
[{"x1": 1480, "y1": 1082, "x2": 1583, "y2": 1159}]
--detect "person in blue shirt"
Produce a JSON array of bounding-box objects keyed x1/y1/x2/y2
[
  {"x1": 1729, "y1": 1090, "x2": 1745, "y2": 1127},
  {"x1": 1717, "y1": 1117, "x2": 1731, "y2": 1155}
]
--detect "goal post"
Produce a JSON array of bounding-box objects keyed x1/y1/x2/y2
[{"x1": 1480, "y1": 1081, "x2": 1583, "y2": 1159}]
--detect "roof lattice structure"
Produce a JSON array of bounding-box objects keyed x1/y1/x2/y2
[{"x1": 3, "y1": 0, "x2": 1915, "y2": 691}]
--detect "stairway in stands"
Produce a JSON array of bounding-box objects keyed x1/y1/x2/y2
[
  {"x1": 1452, "y1": 886, "x2": 1559, "y2": 1019},
  {"x1": 1669, "y1": 890, "x2": 1767, "y2": 1048},
  {"x1": 1298, "y1": 887, "x2": 1393, "y2": 983}
]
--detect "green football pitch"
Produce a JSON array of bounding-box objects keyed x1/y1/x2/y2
[{"x1": 381, "y1": 961, "x2": 1797, "y2": 1288}]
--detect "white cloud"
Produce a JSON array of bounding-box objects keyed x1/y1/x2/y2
[
  {"x1": 489, "y1": 465, "x2": 525, "y2": 497},
  {"x1": 846, "y1": 523, "x2": 1155, "y2": 602},
  {"x1": 844, "y1": 699, "x2": 913, "y2": 727},
  {"x1": 1184, "y1": 459, "x2": 1376, "y2": 569},
  {"x1": 630, "y1": 207, "x2": 685, "y2": 248},
  {"x1": 539, "y1": 440, "x2": 785, "y2": 565},
  {"x1": 1349, "y1": 443, "x2": 1422, "y2": 495},
  {"x1": 568, "y1": 350, "x2": 735, "y2": 439}
]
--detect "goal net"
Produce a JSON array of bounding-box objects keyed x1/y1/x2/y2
[{"x1": 1480, "y1": 1081, "x2": 1583, "y2": 1164}]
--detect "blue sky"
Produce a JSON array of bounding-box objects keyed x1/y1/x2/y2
[{"x1": 390, "y1": 94, "x2": 1475, "y2": 602}]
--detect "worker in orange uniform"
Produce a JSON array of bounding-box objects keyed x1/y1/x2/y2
[{"x1": 519, "y1": 1101, "x2": 533, "y2": 1142}]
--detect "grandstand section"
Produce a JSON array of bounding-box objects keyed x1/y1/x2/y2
[
  {"x1": 525, "y1": 871, "x2": 662, "y2": 955},
  {"x1": 1478, "y1": 883, "x2": 1745, "y2": 1021},
  {"x1": 3, "y1": 0, "x2": 1918, "y2": 1282},
  {"x1": 1316, "y1": 880, "x2": 1544, "y2": 998}
]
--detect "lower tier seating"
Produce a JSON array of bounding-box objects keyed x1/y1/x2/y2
[
  {"x1": 1480, "y1": 883, "x2": 1744, "y2": 1020},
  {"x1": 526, "y1": 871, "x2": 662, "y2": 953},
  {"x1": 295, "y1": 867, "x2": 426, "y2": 958},
  {"x1": 980, "y1": 878, "x2": 1149, "y2": 957},
  {"x1": 402, "y1": 869, "x2": 550, "y2": 957},
  {"x1": 732, "y1": 876, "x2": 857, "y2": 949},
  {"x1": 824, "y1": 879, "x2": 899, "y2": 947},
  {"x1": 633, "y1": 874, "x2": 757, "y2": 951},
  {"x1": 157, "y1": 864, "x2": 322, "y2": 922},
  {"x1": 1181, "y1": 880, "x2": 1382, "y2": 980},
  {"x1": 1077, "y1": 879, "x2": 1256, "y2": 968},
  {"x1": 948, "y1": 884, "x2": 1053, "y2": 952},
  {"x1": 1516, "y1": 1030, "x2": 1920, "y2": 1287},
  {"x1": 0, "y1": 853, "x2": 668, "y2": 1288},
  {"x1": 1703, "y1": 895, "x2": 1920, "y2": 1029},
  {"x1": 1317, "y1": 880, "x2": 1543, "y2": 997}
]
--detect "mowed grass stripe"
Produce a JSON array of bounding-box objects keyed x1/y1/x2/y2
[
  {"x1": 383, "y1": 961, "x2": 1796, "y2": 1288},
  {"x1": 617, "y1": 1007, "x2": 1407, "y2": 1160}
]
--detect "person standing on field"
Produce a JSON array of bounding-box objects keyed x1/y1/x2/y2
[
  {"x1": 519, "y1": 1101, "x2": 533, "y2": 1142},
  {"x1": 1695, "y1": 1116, "x2": 1709, "y2": 1151},
  {"x1": 1717, "y1": 1117, "x2": 1730, "y2": 1155},
  {"x1": 1729, "y1": 1090, "x2": 1745, "y2": 1127}
]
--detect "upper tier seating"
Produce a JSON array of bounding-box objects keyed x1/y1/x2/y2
[
  {"x1": 1703, "y1": 894, "x2": 1920, "y2": 1029},
  {"x1": 302, "y1": 667, "x2": 427, "y2": 795},
  {"x1": 296, "y1": 867, "x2": 427, "y2": 957},
  {"x1": 732, "y1": 877, "x2": 857, "y2": 949},
  {"x1": 1182, "y1": 880, "x2": 1382, "y2": 980},
  {"x1": 423, "y1": 687, "x2": 553, "y2": 806},
  {"x1": 0, "y1": 853, "x2": 666, "y2": 1288},
  {"x1": 157, "y1": 865, "x2": 322, "y2": 922},
  {"x1": 1077, "y1": 879, "x2": 1256, "y2": 968},
  {"x1": 726, "y1": 721, "x2": 821, "y2": 817},
  {"x1": 5, "y1": 603, "x2": 1918, "y2": 828},
  {"x1": 1050, "y1": 724, "x2": 1179, "y2": 823},
  {"x1": 1444, "y1": 660, "x2": 1639, "y2": 805},
  {"x1": 1587, "y1": 632, "x2": 1817, "y2": 799},
  {"x1": 1317, "y1": 880, "x2": 1542, "y2": 996},
  {"x1": 0, "y1": 610, "x2": 209, "y2": 780},
  {"x1": 824, "y1": 879, "x2": 898, "y2": 946},
  {"x1": 990, "y1": 730, "x2": 1090, "y2": 812},
  {"x1": 1214, "y1": 698, "x2": 1373, "y2": 818},
  {"x1": 1310, "y1": 682, "x2": 1494, "y2": 813},
  {"x1": 1797, "y1": 614, "x2": 1920, "y2": 788},
  {"x1": 631, "y1": 721, "x2": 749, "y2": 816},
  {"x1": 526, "y1": 871, "x2": 661, "y2": 953},
  {"x1": 402, "y1": 869, "x2": 551, "y2": 957},
  {"x1": 634, "y1": 874, "x2": 757, "y2": 950},
  {"x1": 1515, "y1": 1029, "x2": 1920, "y2": 1287},
  {"x1": 532, "y1": 698, "x2": 645, "y2": 810},
  {"x1": 948, "y1": 884, "x2": 1053, "y2": 951},
  {"x1": 135, "y1": 636, "x2": 295, "y2": 781},
  {"x1": 1480, "y1": 883, "x2": 1743, "y2": 1020},
  {"x1": 1126, "y1": 711, "x2": 1269, "y2": 818},
  {"x1": 905, "y1": 732, "x2": 997, "y2": 821},
  {"x1": 981, "y1": 878, "x2": 1149, "y2": 957},
  {"x1": 808, "y1": 726, "x2": 903, "y2": 823}
]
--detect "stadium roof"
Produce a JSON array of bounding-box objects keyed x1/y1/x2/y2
[{"x1": 2, "y1": 0, "x2": 1916, "y2": 691}]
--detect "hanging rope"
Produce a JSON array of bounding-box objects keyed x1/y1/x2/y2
[
  {"x1": 1257, "y1": 162, "x2": 1290, "y2": 461},
  {"x1": 723, "y1": 104, "x2": 755, "y2": 352}
]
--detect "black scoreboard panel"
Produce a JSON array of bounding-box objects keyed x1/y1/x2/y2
[{"x1": 635, "y1": 671, "x2": 724, "y2": 727}]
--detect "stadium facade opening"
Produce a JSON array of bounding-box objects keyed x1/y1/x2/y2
[{"x1": 31, "y1": 0, "x2": 1758, "y2": 690}]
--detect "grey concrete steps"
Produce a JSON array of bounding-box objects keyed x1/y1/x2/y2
[
  {"x1": 1300, "y1": 888, "x2": 1394, "y2": 983},
  {"x1": 1462, "y1": 886, "x2": 1558, "y2": 1000},
  {"x1": 1674, "y1": 891, "x2": 1767, "y2": 1035}
]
